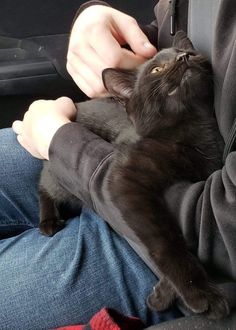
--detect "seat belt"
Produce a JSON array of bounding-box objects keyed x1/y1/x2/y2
[{"x1": 187, "y1": 0, "x2": 221, "y2": 60}]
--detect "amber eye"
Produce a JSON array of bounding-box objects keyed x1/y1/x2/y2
[
  {"x1": 151, "y1": 66, "x2": 163, "y2": 74},
  {"x1": 150, "y1": 63, "x2": 169, "y2": 74}
]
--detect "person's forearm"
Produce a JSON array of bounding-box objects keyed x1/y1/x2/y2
[
  {"x1": 49, "y1": 122, "x2": 114, "y2": 211},
  {"x1": 164, "y1": 152, "x2": 236, "y2": 282},
  {"x1": 49, "y1": 121, "x2": 236, "y2": 283},
  {"x1": 49, "y1": 122, "x2": 163, "y2": 276}
]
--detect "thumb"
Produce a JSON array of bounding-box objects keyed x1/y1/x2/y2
[
  {"x1": 115, "y1": 14, "x2": 157, "y2": 58},
  {"x1": 55, "y1": 97, "x2": 77, "y2": 121}
]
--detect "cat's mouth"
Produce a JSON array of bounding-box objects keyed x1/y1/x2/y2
[{"x1": 167, "y1": 53, "x2": 195, "y2": 96}]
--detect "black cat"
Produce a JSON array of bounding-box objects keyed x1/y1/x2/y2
[{"x1": 38, "y1": 31, "x2": 229, "y2": 319}]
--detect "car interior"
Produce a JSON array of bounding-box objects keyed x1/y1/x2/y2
[
  {"x1": 1, "y1": 1, "x2": 235, "y2": 329},
  {"x1": 0, "y1": 0, "x2": 156, "y2": 128}
]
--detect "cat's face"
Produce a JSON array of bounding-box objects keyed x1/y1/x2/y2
[{"x1": 102, "y1": 31, "x2": 214, "y2": 135}]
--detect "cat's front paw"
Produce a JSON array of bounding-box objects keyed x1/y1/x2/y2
[
  {"x1": 181, "y1": 283, "x2": 230, "y2": 320},
  {"x1": 39, "y1": 218, "x2": 65, "y2": 236},
  {"x1": 201, "y1": 284, "x2": 230, "y2": 320},
  {"x1": 147, "y1": 278, "x2": 177, "y2": 311}
]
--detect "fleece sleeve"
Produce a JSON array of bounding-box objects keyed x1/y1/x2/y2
[
  {"x1": 49, "y1": 122, "x2": 236, "y2": 283},
  {"x1": 164, "y1": 152, "x2": 236, "y2": 282}
]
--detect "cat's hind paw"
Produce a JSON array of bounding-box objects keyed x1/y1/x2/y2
[
  {"x1": 39, "y1": 218, "x2": 65, "y2": 236},
  {"x1": 180, "y1": 283, "x2": 230, "y2": 320},
  {"x1": 202, "y1": 284, "x2": 230, "y2": 320}
]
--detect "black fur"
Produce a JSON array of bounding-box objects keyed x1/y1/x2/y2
[{"x1": 39, "y1": 31, "x2": 229, "y2": 319}]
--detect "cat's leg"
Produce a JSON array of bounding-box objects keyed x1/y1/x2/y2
[
  {"x1": 149, "y1": 229, "x2": 229, "y2": 319},
  {"x1": 107, "y1": 165, "x2": 229, "y2": 319},
  {"x1": 39, "y1": 163, "x2": 82, "y2": 236},
  {"x1": 39, "y1": 189, "x2": 66, "y2": 236},
  {"x1": 147, "y1": 253, "x2": 229, "y2": 319},
  {"x1": 75, "y1": 98, "x2": 132, "y2": 142}
]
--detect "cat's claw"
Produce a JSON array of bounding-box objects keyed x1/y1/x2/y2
[
  {"x1": 39, "y1": 218, "x2": 65, "y2": 236},
  {"x1": 147, "y1": 278, "x2": 177, "y2": 311}
]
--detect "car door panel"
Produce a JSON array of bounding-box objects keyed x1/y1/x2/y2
[{"x1": 0, "y1": 0, "x2": 156, "y2": 127}]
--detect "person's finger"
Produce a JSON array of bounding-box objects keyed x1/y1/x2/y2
[
  {"x1": 12, "y1": 120, "x2": 23, "y2": 135},
  {"x1": 55, "y1": 97, "x2": 77, "y2": 120},
  {"x1": 112, "y1": 14, "x2": 157, "y2": 58},
  {"x1": 88, "y1": 27, "x2": 141, "y2": 68},
  {"x1": 70, "y1": 42, "x2": 107, "y2": 72},
  {"x1": 87, "y1": 27, "x2": 149, "y2": 70},
  {"x1": 68, "y1": 50, "x2": 101, "y2": 85},
  {"x1": 67, "y1": 58, "x2": 108, "y2": 97}
]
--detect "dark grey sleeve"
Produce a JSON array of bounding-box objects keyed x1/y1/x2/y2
[
  {"x1": 49, "y1": 122, "x2": 236, "y2": 283},
  {"x1": 49, "y1": 122, "x2": 236, "y2": 327},
  {"x1": 164, "y1": 151, "x2": 236, "y2": 283},
  {"x1": 48, "y1": 122, "x2": 114, "y2": 211}
]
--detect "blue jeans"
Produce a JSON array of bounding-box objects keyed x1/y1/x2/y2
[{"x1": 0, "y1": 128, "x2": 182, "y2": 329}]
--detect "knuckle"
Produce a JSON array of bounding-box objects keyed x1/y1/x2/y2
[
  {"x1": 58, "y1": 96, "x2": 70, "y2": 102},
  {"x1": 57, "y1": 96, "x2": 72, "y2": 106},
  {"x1": 69, "y1": 42, "x2": 79, "y2": 55},
  {"x1": 66, "y1": 52, "x2": 72, "y2": 64},
  {"x1": 28, "y1": 99, "x2": 44, "y2": 112},
  {"x1": 66, "y1": 62, "x2": 72, "y2": 74},
  {"x1": 127, "y1": 16, "x2": 137, "y2": 26},
  {"x1": 87, "y1": 90, "x2": 97, "y2": 98}
]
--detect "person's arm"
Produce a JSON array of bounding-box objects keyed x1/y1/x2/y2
[
  {"x1": 48, "y1": 119, "x2": 236, "y2": 285},
  {"x1": 12, "y1": 95, "x2": 236, "y2": 307},
  {"x1": 49, "y1": 121, "x2": 114, "y2": 211}
]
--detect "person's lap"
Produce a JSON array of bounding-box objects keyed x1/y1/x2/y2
[{"x1": 0, "y1": 128, "x2": 182, "y2": 329}]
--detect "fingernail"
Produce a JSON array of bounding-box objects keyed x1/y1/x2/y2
[{"x1": 143, "y1": 42, "x2": 154, "y2": 49}]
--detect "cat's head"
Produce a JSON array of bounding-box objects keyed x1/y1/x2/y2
[{"x1": 102, "y1": 31, "x2": 214, "y2": 136}]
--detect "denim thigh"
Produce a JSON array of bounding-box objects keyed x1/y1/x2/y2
[{"x1": 0, "y1": 129, "x2": 182, "y2": 329}]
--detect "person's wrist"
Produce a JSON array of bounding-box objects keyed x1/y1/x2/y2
[{"x1": 44, "y1": 119, "x2": 71, "y2": 160}]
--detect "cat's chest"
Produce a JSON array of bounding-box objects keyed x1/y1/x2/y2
[{"x1": 115, "y1": 126, "x2": 140, "y2": 145}]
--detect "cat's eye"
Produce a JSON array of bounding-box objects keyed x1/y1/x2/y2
[
  {"x1": 151, "y1": 66, "x2": 164, "y2": 74},
  {"x1": 150, "y1": 64, "x2": 168, "y2": 73}
]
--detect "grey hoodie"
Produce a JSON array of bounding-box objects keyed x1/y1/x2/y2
[{"x1": 48, "y1": 0, "x2": 236, "y2": 318}]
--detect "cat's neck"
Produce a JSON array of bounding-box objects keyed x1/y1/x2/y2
[{"x1": 135, "y1": 110, "x2": 202, "y2": 142}]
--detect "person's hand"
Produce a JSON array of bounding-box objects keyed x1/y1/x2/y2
[
  {"x1": 67, "y1": 5, "x2": 157, "y2": 98},
  {"x1": 12, "y1": 97, "x2": 76, "y2": 160}
]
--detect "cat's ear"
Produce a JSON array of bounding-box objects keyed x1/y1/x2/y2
[
  {"x1": 173, "y1": 30, "x2": 195, "y2": 51},
  {"x1": 102, "y1": 68, "x2": 136, "y2": 102}
]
